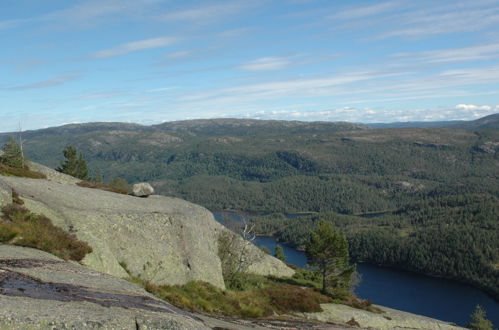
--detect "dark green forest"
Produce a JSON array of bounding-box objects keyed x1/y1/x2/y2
[
  {"x1": 0, "y1": 116, "x2": 497, "y2": 299},
  {"x1": 250, "y1": 194, "x2": 499, "y2": 300}
]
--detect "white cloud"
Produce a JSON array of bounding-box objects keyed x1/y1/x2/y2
[
  {"x1": 455, "y1": 104, "x2": 495, "y2": 111},
  {"x1": 241, "y1": 106, "x2": 498, "y2": 123},
  {"x1": 239, "y1": 57, "x2": 293, "y2": 71},
  {"x1": 92, "y1": 36, "x2": 177, "y2": 58}
]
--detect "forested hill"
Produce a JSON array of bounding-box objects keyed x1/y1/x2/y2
[
  {"x1": 1, "y1": 115, "x2": 497, "y2": 299},
  {"x1": 153, "y1": 118, "x2": 368, "y2": 135},
  {"x1": 0, "y1": 115, "x2": 497, "y2": 214}
]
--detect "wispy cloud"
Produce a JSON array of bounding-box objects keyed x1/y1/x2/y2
[
  {"x1": 329, "y1": 1, "x2": 400, "y2": 20},
  {"x1": 3, "y1": 73, "x2": 79, "y2": 91},
  {"x1": 158, "y1": 1, "x2": 257, "y2": 24},
  {"x1": 393, "y1": 43, "x2": 499, "y2": 63},
  {"x1": 239, "y1": 56, "x2": 293, "y2": 71},
  {"x1": 325, "y1": 0, "x2": 499, "y2": 39},
  {"x1": 0, "y1": 0, "x2": 164, "y2": 30},
  {"x1": 146, "y1": 86, "x2": 176, "y2": 93},
  {"x1": 379, "y1": 1, "x2": 499, "y2": 38},
  {"x1": 92, "y1": 36, "x2": 177, "y2": 58},
  {"x1": 180, "y1": 70, "x2": 407, "y2": 104}
]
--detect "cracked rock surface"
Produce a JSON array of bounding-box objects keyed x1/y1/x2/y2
[{"x1": 0, "y1": 245, "x2": 209, "y2": 329}]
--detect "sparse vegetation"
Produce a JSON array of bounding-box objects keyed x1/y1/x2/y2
[
  {"x1": 128, "y1": 274, "x2": 332, "y2": 318},
  {"x1": 0, "y1": 137, "x2": 45, "y2": 179},
  {"x1": 0, "y1": 163, "x2": 46, "y2": 179},
  {"x1": 77, "y1": 180, "x2": 129, "y2": 195},
  {"x1": 0, "y1": 202, "x2": 92, "y2": 261}
]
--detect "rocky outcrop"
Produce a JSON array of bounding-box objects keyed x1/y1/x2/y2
[
  {"x1": 0, "y1": 245, "x2": 209, "y2": 329},
  {"x1": 0, "y1": 170, "x2": 293, "y2": 289},
  {"x1": 302, "y1": 303, "x2": 465, "y2": 330},
  {"x1": 132, "y1": 182, "x2": 154, "y2": 197}
]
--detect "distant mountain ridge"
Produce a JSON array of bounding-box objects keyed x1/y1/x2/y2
[
  {"x1": 2, "y1": 114, "x2": 497, "y2": 138},
  {"x1": 367, "y1": 113, "x2": 499, "y2": 129}
]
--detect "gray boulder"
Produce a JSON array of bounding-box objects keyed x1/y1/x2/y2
[
  {"x1": 132, "y1": 182, "x2": 154, "y2": 197},
  {"x1": 0, "y1": 245, "x2": 209, "y2": 329}
]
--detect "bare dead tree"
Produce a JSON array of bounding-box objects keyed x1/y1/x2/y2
[
  {"x1": 217, "y1": 212, "x2": 261, "y2": 289},
  {"x1": 18, "y1": 122, "x2": 24, "y2": 168}
]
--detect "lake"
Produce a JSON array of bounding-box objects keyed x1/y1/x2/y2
[
  {"x1": 213, "y1": 211, "x2": 498, "y2": 327},
  {"x1": 254, "y1": 236, "x2": 499, "y2": 327}
]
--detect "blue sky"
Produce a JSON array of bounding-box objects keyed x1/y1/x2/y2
[{"x1": 1, "y1": 0, "x2": 499, "y2": 132}]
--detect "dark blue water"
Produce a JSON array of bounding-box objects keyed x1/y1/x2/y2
[{"x1": 254, "y1": 236, "x2": 499, "y2": 327}]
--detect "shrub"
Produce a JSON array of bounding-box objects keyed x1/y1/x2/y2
[
  {"x1": 0, "y1": 204, "x2": 92, "y2": 261},
  {"x1": 262, "y1": 284, "x2": 331, "y2": 313}
]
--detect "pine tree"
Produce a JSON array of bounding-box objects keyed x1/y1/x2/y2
[
  {"x1": 305, "y1": 220, "x2": 355, "y2": 295},
  {"x1": 1, "y1": 137, "x2": 24, "y2": 168},
  {"x1": 56, "y1": 146, "x2": 88, "y2": 180},
  {"x1": 274, "y1": 245, "x2": 286, "y2": 261},
  {"x1": 468, "y1": 305, "x2": 493, "y2": 330}
]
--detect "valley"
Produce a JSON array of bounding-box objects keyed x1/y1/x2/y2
[{"x1": 1, "y1": 115, "x2": 498, "y2": 327}]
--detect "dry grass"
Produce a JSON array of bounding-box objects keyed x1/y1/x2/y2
[
  {"x1": 0, "y1": 163, "x2": 46, "y2": 179},
  {"x1": 0, "y1": 204, "x2": 92, "y2": 261},
  {"x1": 77, "y1": 180, "x2": 129, "y2": 195},
  {"x1": 128, "y1": 274, "x2": 333, "y2": 319}
]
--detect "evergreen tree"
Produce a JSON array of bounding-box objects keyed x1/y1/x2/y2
[
  {"x1": 305, "y1": 220, "x2": 355, "y2": 295},
  {"x1": 468, "y1": 305, "x2": 493, "y2": 330},
  {"x1": 274, "y1": 244, "x2": 286, "y2": 261},
  {"x1": 1, "y1": 137, "x2": 24, "y2": 168},
  {"x1": 56, "y1": 146, "x2": 88, "y2": 180}
]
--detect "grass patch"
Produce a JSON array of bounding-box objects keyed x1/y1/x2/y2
[
  {"x1": 0, "y1": 163, "x2": 46, "y2": 179},
  {"x1": 77, "y1": 180, "x2": 129, "y2": 195},
  {"x1": 0, "y1": 203, "x2": 92, "y2": 261},
  {"x1": 128, "y1": 273, "x2": 333, "y2": 318}
]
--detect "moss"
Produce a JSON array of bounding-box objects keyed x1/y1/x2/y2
[{"x1": 0, "y1": 204, "x2": 92, "y2": 261}]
